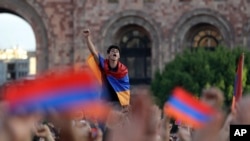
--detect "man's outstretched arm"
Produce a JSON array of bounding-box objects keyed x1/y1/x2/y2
[{"x1": 83, "y1": 29, "x2": 99, "y2": 63}]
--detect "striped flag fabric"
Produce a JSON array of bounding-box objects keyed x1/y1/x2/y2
[
  {"x1": 4, "y1": 68, "x2": 111, "y2": 119},
  {"x1": 87, "y1": 54, "x2": 130, "y2": 106},
  {"x1": 164, "y1": 87, "x2": 216, "y2": 128},
  {"x1": 98, "y1": 53, "x2": 130, "y2": 106},
  {"x1": 231, "y1": 53, "x2": 244, "y2": 111},
  {"x1": 86, "y1": 55, "x2": 103, "y2": 85}
]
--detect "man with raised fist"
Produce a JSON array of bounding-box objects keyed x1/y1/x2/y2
[{"x1": 83, "y1": 29, "x2": 130, "y2": 111}]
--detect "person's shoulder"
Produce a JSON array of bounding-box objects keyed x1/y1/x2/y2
[
  {"x1": 118, "y1": 62, "x2": 129, "y2": 76},
  {"x1": 119, "y1": 62, "x2": 128, "y2": 69}
]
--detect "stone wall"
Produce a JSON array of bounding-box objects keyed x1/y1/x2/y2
[{"x1": 0, "y1": 0, "x2": 249, "y2": 75}]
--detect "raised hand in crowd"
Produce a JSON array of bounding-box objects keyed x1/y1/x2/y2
[
  {"x1": 106, "y1": 86, "x2": 163, "y2": 141},
  {"x1": 177, "y1": 124, "x2": 192, "y2": 141},
  {"x1": 192, "y1": 112, "x2": 225, "y2": 141},
  {"x1": 34, "y1": 123, "x2": 55, "y2": 141},
  {"x1": 232, "y1": 95, "x2": 250, "y2": 124}
]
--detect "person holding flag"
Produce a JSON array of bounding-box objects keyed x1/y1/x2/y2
[{"x1": 83, "y1": 28, "x2": 130, "y2": 111}]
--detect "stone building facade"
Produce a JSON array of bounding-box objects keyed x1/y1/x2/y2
[{"x1": 0, "y1": 0, "x2": 250, "y2": 84}]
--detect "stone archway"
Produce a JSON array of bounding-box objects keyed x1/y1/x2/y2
[
  {"x1": 0, "y1": 0, "x2": 49, "y2": 73},
  {"x1": 101, "y1": 10, "x2": 161, "y2": 81},
  {"x1": 116, "y1": 25, "x2": 152, "y2": 84},
  {"x1": 170, "y1": 8, "x2": 234, "y2": 52}
]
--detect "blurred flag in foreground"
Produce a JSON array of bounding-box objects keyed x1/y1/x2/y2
[
  {"x1": 164, "y1": 87, "x2": 216, "y2": 128},
  {"x1": 4, "y1": 68, "x2": 111, "y2": 120},
  {"x1": 231, "y1": 53, "x2": 244, "y2": 111}
]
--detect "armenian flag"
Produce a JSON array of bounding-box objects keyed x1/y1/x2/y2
[
  {"x1": 87, "y1": 54, "x2": 130, "y2": 106},
  {"x1": 164, "y1": 87, "x2": 216, "y2": 128},
  {"x1": 4, "y1": 68, "x2": 110, "y2": 119},
  {"x1": 231, "y1": 53, "x2": 244, "y2": 111}
]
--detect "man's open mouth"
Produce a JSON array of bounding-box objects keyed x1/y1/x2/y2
[{"x1": 113, "y1": 54, "x2": 117, "y2": 57}]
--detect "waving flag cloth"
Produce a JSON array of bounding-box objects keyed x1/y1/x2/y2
[
  {"x1": 231, "y1": 53, "x2": 244, "y2": 111},
  {"x1": 4, "y1": 68, "x2": 111, "y2": 120},
  {"x1": 86, "y1": 54, "x2": 130, "y2": 106},
  {"x1": 86, "y1": 55, "x2": 103, "y2": 85},
  {"x1": 164, "y1": 87, "x2": 217, "y2": 128}
]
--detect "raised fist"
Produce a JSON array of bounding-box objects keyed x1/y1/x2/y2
[{"x1": 82, "y1": 29, "x2": 90, "y2": 38}]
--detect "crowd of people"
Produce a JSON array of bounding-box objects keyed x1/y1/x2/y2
[
  {"x1": 0, "y1": 28, "x2": 248, "y2": 141},
  {"x1": 0, "y1": 84, "x2": 249, "y2": 141}
]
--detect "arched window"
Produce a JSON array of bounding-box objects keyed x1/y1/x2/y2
[
  {"x1": 0, "y1": 9, "x2": 36, "y2": 84},
  {"x1": 186, "y1": 23, "x2": 223, "y2": 49},
  {"x1": 116, "y1": 25, "x2": 151, "y2": 85}
]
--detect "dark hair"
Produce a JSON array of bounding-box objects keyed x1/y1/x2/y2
[{"x1": 107, "y1": 45, "x2": 120, "y2": 54}]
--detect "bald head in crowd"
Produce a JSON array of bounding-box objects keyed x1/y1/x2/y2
[{"x1": 200, "y1": 87, "x2": 224, "y2": 110}]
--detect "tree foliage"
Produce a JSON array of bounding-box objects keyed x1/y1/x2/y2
[{"x1": 151, "y1": 47, "x2": 250, "y2": 108}]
